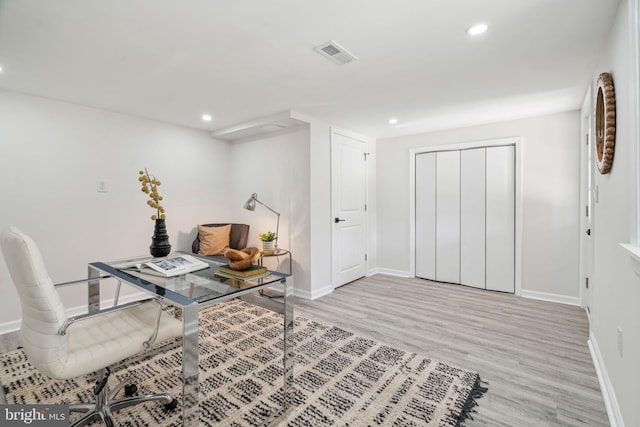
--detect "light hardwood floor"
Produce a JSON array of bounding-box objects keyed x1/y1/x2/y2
[{"x1": 295, "y1": 274, "x2": 609, "y2": 427}]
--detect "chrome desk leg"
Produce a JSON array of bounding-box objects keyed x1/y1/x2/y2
[
  {"x1": 182, "y1": 303, "x2": 199, "y2": 426},
  {"x1": 283, "y1": 276, "x2": 294, "y2": 409},
  {"x1": 87, "y1": 265, "x2": 101, "y2": 313}
]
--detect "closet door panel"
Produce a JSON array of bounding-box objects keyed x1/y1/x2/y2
[
  {"x1": 486, "y1": 145, "x2": 515, "y2": 292},
  {"x1": 435, "y1": 151, "x2": 460, "y2": 283},
  {"x1": 460, "y1": 148, "x2": 486, "y2": 289},
  {"x1": 415, "y1": 153, "x2": 436, "y2": 279}
]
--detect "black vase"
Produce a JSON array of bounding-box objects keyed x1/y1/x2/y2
[{"x1": 150, "y1": 218, "x2": 171, "y2": 257}]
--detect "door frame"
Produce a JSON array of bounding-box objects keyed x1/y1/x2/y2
[
  {"x1": 579, "y1": 86, "x2": 594, "y2": 315},
  {"x1": 409, "y1": 136, "x2": 523, "y2": 295}
]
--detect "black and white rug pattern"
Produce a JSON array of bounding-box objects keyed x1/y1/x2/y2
[{"x1": 0, "y1": 300, "x2": 486, "y2": 426}]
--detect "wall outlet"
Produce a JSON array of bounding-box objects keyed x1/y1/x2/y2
[
  {"x1": 97, "y1": 179, "x2": 108, "y2": 193},
  {"x1": 617, "y1": 326, "x2": 623, "y2": 357}
]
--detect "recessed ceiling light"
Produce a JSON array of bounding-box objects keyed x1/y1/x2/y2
[
  {"x1": 0, "y1": 65, "x2": 3, "y2": 72},
  {"x1": 201, "y1": 114, "x2": 212, "y2": 122},
  {"x1": 389, "y1": 118, "x2": 398, "y2": 125},
  {"x1": 466, "y1": 24, "x2": 488, "y2": 36}
]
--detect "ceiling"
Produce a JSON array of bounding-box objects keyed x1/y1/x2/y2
[{"x1": 0, "y1": 0, "x2": 620, "y2": 140}]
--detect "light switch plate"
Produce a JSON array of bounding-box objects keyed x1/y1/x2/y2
[{"x1": 97, "y1": 179, "x2": 107, "y2": 193}]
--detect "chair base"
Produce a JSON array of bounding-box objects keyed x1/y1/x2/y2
[{"x1": 69, "y1": 368, "x2": 177, "y2": 427}]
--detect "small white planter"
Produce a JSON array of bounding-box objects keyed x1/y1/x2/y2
[{"x1": 262, "y1": 241, "x2": 274, "y2": 251}]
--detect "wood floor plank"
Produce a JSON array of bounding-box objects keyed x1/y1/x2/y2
[{"x1": 295, "y1": 274, "x2": 610, "y2": 426}]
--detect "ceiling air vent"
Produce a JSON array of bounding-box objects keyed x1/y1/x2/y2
[{"x1": 313, "y1": 40, "x2": 358, "y2": 65}]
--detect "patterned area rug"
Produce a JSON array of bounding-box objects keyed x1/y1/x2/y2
[{"x1": 0, "y1": 300, "x2": 486, "y2": 426}]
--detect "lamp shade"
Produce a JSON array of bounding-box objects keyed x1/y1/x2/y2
[{"x1": 244, "y1": 193, "x2": 257, "y2": 211}]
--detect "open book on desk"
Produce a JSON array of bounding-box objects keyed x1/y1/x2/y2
[{"x1": 119, "y1": 254, "x2": 210, "y2": 277}]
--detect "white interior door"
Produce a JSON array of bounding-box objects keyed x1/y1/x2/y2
[
  {"x1": 485, "y1": 146, "x2": 515, "y2": 292},
  {"x1": 331, "y1": 131, "x2": 367, "y2": 288},
  {"x1": 435, "y1": 151, "x2": 460, "y2": 283},
  {"x1": 415, "y1": 152, "x2": 436, "y2": 279},
  {"x1": 460, "y1": 148, "x2": 486, "y2": 289}
]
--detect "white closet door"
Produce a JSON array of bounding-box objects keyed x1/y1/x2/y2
[
  {"x1": 436, "y1": 151, "x2": 460, "y2": 283},
  {"x1": 460, "y1": 148, "x2": 486, "y2": 289},
  {"x1": 486, "y1": 145, "x2": 515, "y2": 292},
  {"x1": 415, "y1": 153, "x2": 436, "y2": 280}
]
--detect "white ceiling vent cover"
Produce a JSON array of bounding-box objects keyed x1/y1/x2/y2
[{"x1": 313, "y1": 40, "x2": 358, "y2": 65}]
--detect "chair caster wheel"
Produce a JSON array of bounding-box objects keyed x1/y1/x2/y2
[
  {"x1": 165, "y1": 399, "x2": 178, "y2": 411},
  {"x1": 124, "y1": 384, "x2": 137, "y2": 396}
]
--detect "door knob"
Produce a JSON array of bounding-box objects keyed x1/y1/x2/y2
[
  {"x1": 586, "y1": 229, "x2": 591, "y2": 236},
  {"x1": 334, "y1": 217, "x2": 346, "y2": 223}
]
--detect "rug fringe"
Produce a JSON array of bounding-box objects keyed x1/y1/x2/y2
[{"x1": 455, "y1": 376, "x2": 488, "y2": 427}]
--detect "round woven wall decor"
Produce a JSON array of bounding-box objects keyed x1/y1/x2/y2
[{"x1": 595, "y1": 72, "x2": 616, "y2": 174}]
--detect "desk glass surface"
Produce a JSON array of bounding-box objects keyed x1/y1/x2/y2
[{"x1": 94, "y1": 254, "x2": 287, "y2": 307}]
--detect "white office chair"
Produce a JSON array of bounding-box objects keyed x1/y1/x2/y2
[{"x1": 0, "y1": 226, "x2": 184, "y2": 427}]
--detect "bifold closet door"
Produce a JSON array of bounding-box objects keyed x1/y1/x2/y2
[
  {"x1": 460, "y1": 148, "x2": 486, "y2": 289},
  {"x1": 485, "y1": 145, "x2": 515, "y2": 292},
  {"x1": 415, "y1": 153, "x2": 436, "y2": 279},
  {"x1": 435, "y1": 151, "x2": 460, "y2": 283},
  {"x1": 415, "y1": 145, "x2": 515, "y2": 293}
]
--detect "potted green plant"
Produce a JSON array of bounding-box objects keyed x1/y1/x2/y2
[{"x1": 258, "y1": 231, "x2": 277, "y2": 252}]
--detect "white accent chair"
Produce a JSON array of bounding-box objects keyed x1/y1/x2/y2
[{"x1": 0, "y1": 227, "x2": 184, "y2": 427}]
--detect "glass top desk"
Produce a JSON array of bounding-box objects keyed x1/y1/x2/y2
[{"x1": 87, "y1": 254, "x2": 294, "y2": 426}]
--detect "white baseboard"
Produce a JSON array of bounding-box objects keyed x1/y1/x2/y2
[
  {"x1": 589, "y1": 333, "x2": 624, "y2": 427},
  {"x1": 520, "y1": 289, "x2": 580, "y2": 306},
  {"x1": 0, "y1": 319, "x2": 20, "y2": 335},
  {"x1": 374, "y1": 268, "x2": 411, "y2": 278},
  {"x1": 295, "y1": 285, "x2": 333, "y2": 300},
  {"x1": 366, "y1": 267, "x2": 380, "y2": 276}
]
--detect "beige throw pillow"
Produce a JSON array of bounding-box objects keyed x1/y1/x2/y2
[{"x1": 197, "y1": 224, "x2": 231, "y2": 256}]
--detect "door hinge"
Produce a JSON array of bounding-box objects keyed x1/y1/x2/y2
[
  {"x1": 365, "y1": 203, "x2": 367, "y2": 212},
  {"x1": 586, "y1": 205, "x2": 589, "y2": 217},
  {"x1": 365, "y1": 253, "x2": 368, "y2": 261},
  {"x1": 586, "y1": 277, "x2": 589, "y2": 289}
]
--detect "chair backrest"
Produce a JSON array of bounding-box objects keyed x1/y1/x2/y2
[
  {"x1": 192, "y1": 223, "x2": 250, "y2": 254},
  {"x1": 0, "y1": 227, "x2": 68, "y2": 378}
]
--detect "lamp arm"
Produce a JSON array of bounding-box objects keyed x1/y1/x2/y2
[
  {"x1": 254, "y1": 198, "x2": 280, "y2": 216},
  {"x1": 250, "y1": 195, "x2": 281, "y2": 247}
]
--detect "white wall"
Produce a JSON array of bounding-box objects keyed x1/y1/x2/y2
[
  {"x1": 308, "y1": 120, "x2": 333, "y2": 299},
  {"x1": 0, "y1": 89, "x2": 231, "y2": 331},
  {"x1": 227, "y1": 126, "x2": 312, "y2": 296},
  {"x1": 377, "y1": 111, "x2": 581, "y2": 300},
  {"x1": 589, "y1": 1, "x2": 640, "y2": 425}
]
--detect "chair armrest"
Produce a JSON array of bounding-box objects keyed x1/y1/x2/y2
[{"x1": 58, "y1": 298, "x2": 156, "y2": 336}]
